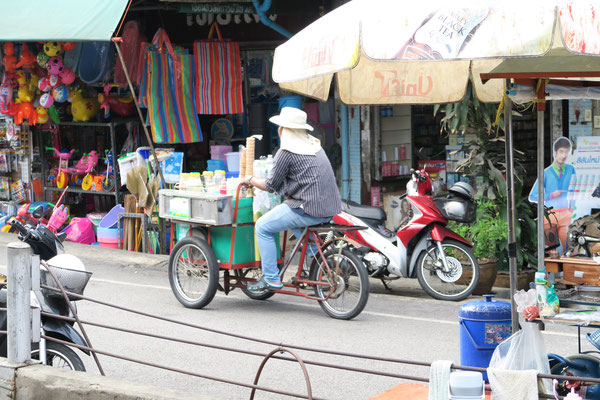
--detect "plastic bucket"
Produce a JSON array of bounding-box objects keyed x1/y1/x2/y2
[
  {"x1": 97, "y1": 227, "x2": 122, "y2": 240},
  {"x1": 225, "y1": 171, "x2": 239, "y2": 179},
  {"x1": 278, "y1": 95, "x2": 302, "y2": 111},
  {"x1": 207, "y1": 159, "x2": 227, "y2": 172},
  {"x1": 99, "y1": 204, "x2": 124, "y2": 229},
  {"x1": 225, "y1": 152, "x2": 240, "y2": 173},
  {"x1": 458, "y1": 295, "x2": 511, "y2": 382},
  {"x1": 99, "y1": 241, "x2": 119, "y2": 249}
]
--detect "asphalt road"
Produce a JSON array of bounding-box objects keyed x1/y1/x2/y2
[{"x1": 0, "y1": 233, "x2": 588, "y2": 399}]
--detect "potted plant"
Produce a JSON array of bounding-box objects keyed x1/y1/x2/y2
[
  {"x1": 436, "y1": 79, "x2": 537, "y2": 281},
  {"x1": 451, "y1": 201, "x2": 507, "y2": 294}
]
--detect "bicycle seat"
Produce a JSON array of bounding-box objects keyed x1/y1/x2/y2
[{"x1": 342, "y1": 200, "x2": 386, "y2": 226}]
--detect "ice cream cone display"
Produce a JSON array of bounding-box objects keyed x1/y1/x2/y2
[
  {"x1": 240, "y1": 147, "x2": 246, "y2": 177},
  {"x1": 245, "y1": 137, "x2": 255, "y2": 177}
]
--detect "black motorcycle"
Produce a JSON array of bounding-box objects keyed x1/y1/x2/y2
[{"x1": 1, "y1": 207, "x2": 91, "y2": 371}]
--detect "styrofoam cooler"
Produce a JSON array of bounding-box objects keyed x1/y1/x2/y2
[
  {"x1": 448, "y1": 371, "x2": 485, "y2": 399},
  {"x1": 225, "y1": 152, "x2": 240, "y2": 173}
]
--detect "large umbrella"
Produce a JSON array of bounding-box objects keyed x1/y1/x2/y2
[{"x1": 272, "y1": 0, "x2": 600, "y2": 331}]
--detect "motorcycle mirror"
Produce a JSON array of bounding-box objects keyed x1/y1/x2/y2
[{"x1": 32, "y1": 205, "x2": 44, "y2": 220}]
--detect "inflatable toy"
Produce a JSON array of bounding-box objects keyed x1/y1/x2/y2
[
  {"x1": 70, "y1": 89, "x2": 99, "y2": 122},
  {"x1": 3, "y1": 42, "x2": 17, "y2": 73},
  {"x1": 36, "y1": 106, "x2": 48, "y2": 124},
  {"x1": 37, "y1": 51, "x2": 50, "y2": 68},
  {"x1": 59, "y1": 68, "x2": 75, "y2": 85},
  {"x1": 61, "y1": 42, "x2": 76, "y2": 51},
  {"x1": 40, "y1": 93, "x2": 54, "y2": 108},
  {"x1": 52, "y1": 85, "x2": 69, "y2": 103},
  {"x1": 16, "y1": 43, "x2": 36, "y2": 69},
  {"x1": 46, "y1": 57, "x2": 64, "y2": 75}
]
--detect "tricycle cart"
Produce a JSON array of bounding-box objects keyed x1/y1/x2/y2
[{"x1": 159, "y1": 185, "x2": 370, "y2": 320}]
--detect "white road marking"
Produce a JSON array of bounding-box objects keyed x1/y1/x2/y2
[{"x1": 92, "y1": 278, "x2": 580, "y2": 338}]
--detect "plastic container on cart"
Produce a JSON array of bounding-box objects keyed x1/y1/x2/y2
[
  {"x1": 225, "y1": 171, "x2": 239, "y2": 179},
  {"x1": 211, "y1": 227, "x2": 279, "y2": 265},
  {"x1": 458, "y1": 295, "x2": 511, "y2": 382},
  {"x1": 206, "y1": 159, "x2": 227, "y2": 172},
  {"x1": 233, "y1": 197, "x2": 253, "y2": 224},
  {"x1": 225, "y1": 152, "x2": 241, "y2": 173},
  {"x1": 158, "y1": 189, "x2": 233, "y2": 225},
  {"x1": 99, "y1": 204, "x2": 124, "y2": 229}
]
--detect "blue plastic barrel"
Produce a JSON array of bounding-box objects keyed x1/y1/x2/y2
[
  {"x1": 459, "y1": 295, "x2": 511, "y2": 381},
  {"x1": 278, "y1": 95, "x2": 302, "y2": 111}
]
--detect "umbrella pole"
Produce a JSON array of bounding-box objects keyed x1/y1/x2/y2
[
  {"x1": 503, "y1": 80, "x2": 519, "y2": 333},
  {"x1": 537, "y1": 105, "x2": 545, "y2": 273}
]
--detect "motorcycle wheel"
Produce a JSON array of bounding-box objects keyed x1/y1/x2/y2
[
  {"x1": 416, "y1": 239, "x2": 479, "y2": 301},
  {"x1": 168, "y1": 237, "x2": 219, "y2": 309},
  {"x1": 309, "y1": 247, "x2": 369, "y2": 320},
  {"x1": 31, "y1": 341, "x2": 86, "y2": 371},
  {"x1": 234, "y1": 268, "x2": 276, "y2": 301}
]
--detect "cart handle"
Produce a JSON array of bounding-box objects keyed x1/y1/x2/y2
[{"x1": 233, "y1": 183, "x2": 247, "y2": 224}]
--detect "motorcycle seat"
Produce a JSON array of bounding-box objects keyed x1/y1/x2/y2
[{"x1": 342, "y1": 201, "x2": 386, "y2": 226}]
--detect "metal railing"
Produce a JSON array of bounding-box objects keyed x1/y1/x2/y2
[{"x1": 6, "y1": 241, "x2": 599, "y2": 399}]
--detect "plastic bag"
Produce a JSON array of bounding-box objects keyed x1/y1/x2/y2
[
  {"x1": 489, "y1": 322, "x2": 552, "y2": 394},
  {"x1": 514, "y1": 289, "x2": 539, "y2": 320}
]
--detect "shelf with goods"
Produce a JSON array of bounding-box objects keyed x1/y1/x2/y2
[
  {"x1": 379, "y1": 106, "x2": 413, "y2": 185},
  {"x1": 37, "y1": 118, "x2": 138, "y2": 206},
  {"x1": 0, "y1": 120, "x2": 33, "y2": 206}
]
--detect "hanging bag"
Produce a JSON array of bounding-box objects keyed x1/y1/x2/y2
[
  {"x1": 194, "y1": 23, "x2": 244, "y2": 115},
  {"x1": 143, "y1": 28, "x2": 203, "y2": 144}
]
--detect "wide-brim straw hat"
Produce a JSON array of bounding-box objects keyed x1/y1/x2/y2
[{"x1": 269, "y1": 107, "x2": 314, "y2": 131}]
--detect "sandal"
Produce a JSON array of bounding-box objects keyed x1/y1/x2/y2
[{"x1": 247, "y1": 277, "x2": 283, "y2": 291}]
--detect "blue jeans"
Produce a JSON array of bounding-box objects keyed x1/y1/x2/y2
[{"x1": 255, "y1": 203, "x2": 330, "y2": 283}]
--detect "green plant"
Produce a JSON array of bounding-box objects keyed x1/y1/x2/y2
[
  {"x1": 450, "y1": 201, "x2": 507, "y2": 262},
  {"x1": 436, "y1": 79, "x2": 536, "y2": 272}
]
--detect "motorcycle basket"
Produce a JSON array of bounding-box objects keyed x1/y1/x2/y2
[
  {"x1": 433, "y1": 195, "x2": 477, "y2": 223},
  {"x1": 40, "y1": 265, "x2": 92, "y2": 301}
]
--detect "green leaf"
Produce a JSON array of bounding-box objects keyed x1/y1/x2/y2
[{"x1": 433, "y1": 104, "x2": 441, "y2": 116}]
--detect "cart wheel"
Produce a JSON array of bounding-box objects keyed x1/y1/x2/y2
[
  {"x1": 81, "y1": 174, "x2": 93, "y2": 191},
  {"x1": 234, "y1": 268, "x2": 276, "y2": 301},
  {"x1": 56, "y1": 171, "x2": 68, "y2": 189},
  {"x1": 169, "y1": 237, "x2": 219, "y2": 309},
  {"x1": 309, "y1": 248, "x2": 369, "y2": 320},
  {"x1": 101, "y1": 176, "x2": 115, "y2": 192}
]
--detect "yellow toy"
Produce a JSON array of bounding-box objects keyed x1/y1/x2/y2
[
  {"x1": 69, "y1": 89, "x2": 100, "y2": 122},
  {"x1": 36, "y1": 106, "x2": 48, "y2": 124},
  {"x1": 14, "y1": 71, "x2": 33, "y2": 104},
  {"x1": 43, "y1": 42, "x2": 62, "y2": 57}
]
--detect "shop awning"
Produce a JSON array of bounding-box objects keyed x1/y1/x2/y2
[{"x1": 0, "y1": 0, "x2": 129, "y2": 42}]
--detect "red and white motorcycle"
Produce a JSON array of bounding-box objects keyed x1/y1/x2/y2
[{"x1": 331, "y1": 169, "x2": 479, "y2": 301}]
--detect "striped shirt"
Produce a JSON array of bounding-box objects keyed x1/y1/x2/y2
[{"x1": 265, "y1": 149, "x2": 341, "y2": 218}]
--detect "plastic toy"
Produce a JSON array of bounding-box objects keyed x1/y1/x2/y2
[
  {"x1": 61, "y1": 217, "x2": 95, "y2": 244},
  {"x1": 61, "y1": 42, "x2": 76, "y2": 51},
  {"x1": 47, "y1": 204, "x2": 69, "y2": 233},
  {"x1": 46, "y1": 57, "x2": 64, "y2": 75},
  {"x1": 69, "y1": 88, "x2": 100, "y2": 122},
  {"x1": 8, "y1": 102, "x2": 37, "y2": 125},
  {"x1": 59, "y1": 68, "x2": 75, "y2": 85},
  {"x1": 36, "y1": 106, "x2": 48, "y2": 124},
  {"x1": 15, "y1": 43, "x2": 36, "y2": 69},
  {"x1": 0, "y1": 76, "x2": 13, "y2": 114},
  {"x1": 39, "y1": 93, "x2": 54, "y2": 108},
  {"x1": 2, "y1": 42, "x2": 17, "y2": 73},
  {"x1": 15, "y1": 70, "x2": 33, "y2": 104},
  {"x1": 100, "y1": 150, "x2": 115, "y2": 191},
  {"x1": 43, "y1": 42, "x2": 62, "y2": 57},
  {"x1": 47, "y1": 147, "x2": 99, "y2": 189},
  {"x1": 52, "y1": 85, "x2": 69, "y2": 103},
  {"x1": 37, "y1": 51, "x2": 50, "y2": 68},
  {"x1": 98, "y1": 85, "x2": 135, "y2": 119}
]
